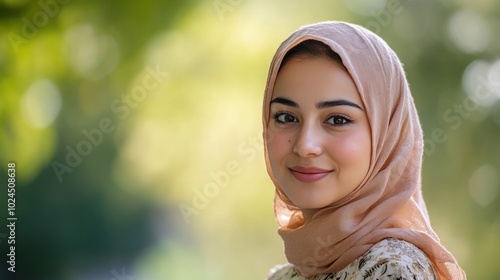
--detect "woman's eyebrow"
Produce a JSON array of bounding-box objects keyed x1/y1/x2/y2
[
  {"x1": 270, "y1": 97, "x2": 363, "y2": 111},
  {"x1": 316, "y1": 100, "x2": 363, "y2": 111},
  {"x1": 270, "y1": 97, "x2": 298, "y2": 107}
]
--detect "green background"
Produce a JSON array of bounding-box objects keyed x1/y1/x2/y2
[{"x1": 1, "y1": 0, "x2": 499, "y2": 279}]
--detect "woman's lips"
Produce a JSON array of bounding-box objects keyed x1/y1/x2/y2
[{"x1": 289, "y1": 166, "x2": 333, "y2": 183}]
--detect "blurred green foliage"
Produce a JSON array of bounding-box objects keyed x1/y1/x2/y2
[{"x1": 0, "y1": 0, "x2": 499, "y2": 279}]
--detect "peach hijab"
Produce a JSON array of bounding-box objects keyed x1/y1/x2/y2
[{"x1": 262, "y1": 21, "x2": 466, "y2": 279}]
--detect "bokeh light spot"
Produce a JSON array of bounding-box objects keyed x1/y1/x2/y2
[
  {"x1": 462, "y1": 59, "x2": 499, "y2": 107},
  {"x1": 487, "y1": 58, "x2": 500, "y2": 99},
  {"x1": 447, "y1": 9, "x2": 491, "y2": 54},
  {"x1": 469, "y1": 163, "x2": 499, "y2": 206},
  {"x1": 63, "y1": 23, "x2": 120, "y2": 80},
  {"x1": 21, "y1": 79, "x2": 62, "y2": 129}
]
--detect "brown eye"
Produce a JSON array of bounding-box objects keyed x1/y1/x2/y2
[
  {"x1": 326, "y1": 115, "x2": 353, "y2": 126},
  {"x1": 273, "y1": 113, "x2": 298, "y2": 124}
]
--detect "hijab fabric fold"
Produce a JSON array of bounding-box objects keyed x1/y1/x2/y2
[{"x1": 262, "y1": 21, "x2": 466, "y2": 279}]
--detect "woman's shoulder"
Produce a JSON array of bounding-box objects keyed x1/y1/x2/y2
[
  {"x1": 356, "y1": 238, "x2": 438, "y2": 279},
  {"x1": 266, "y1": 238, "x2": 437, "y2": 280},
  {"x1": 266, "y1": 263, "x2": 300, "y2": 280}
]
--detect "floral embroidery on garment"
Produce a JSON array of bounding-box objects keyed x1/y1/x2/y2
[{"x1": 267, "y1": 238, "x2": 438, "y2": 280}]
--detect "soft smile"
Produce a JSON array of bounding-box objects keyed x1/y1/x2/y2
[{"x1": 289, "y1": 166, "x2": 333, "y2": 183}]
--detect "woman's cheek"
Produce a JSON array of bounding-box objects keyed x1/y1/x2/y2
[
  {"x1": 268, "y1": 132, "x2": 292, "y2": 159},
  {"x1": 332, "y1": 132, "x2": 371, "y2": 167}
]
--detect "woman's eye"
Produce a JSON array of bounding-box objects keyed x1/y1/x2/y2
[
  {"x1": 326, "y1": 115, "x2": 352, "y2": 126},
  {"x1": 274, "y1": 113, "x2": 298, "y2": 124}
]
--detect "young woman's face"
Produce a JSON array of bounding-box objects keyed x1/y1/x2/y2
[{"x1": 267, "y1": 55, "x2": 371, "y2": 213}]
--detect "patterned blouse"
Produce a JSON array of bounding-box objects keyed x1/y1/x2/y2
[{"x1": 267, "y1": 238, "x2": 438, "y2": 280}]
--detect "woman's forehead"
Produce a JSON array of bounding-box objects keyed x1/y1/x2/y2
[{"x1": 271, "y1": 56, "x2": 364, "y2": 109}]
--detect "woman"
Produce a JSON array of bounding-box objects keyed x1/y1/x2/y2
[{"x1": 262, "y1": 21, "x2": 466, "y2": 279}]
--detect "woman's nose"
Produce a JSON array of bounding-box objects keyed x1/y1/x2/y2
[{"x1": 293, "y1": 123, "x2": 323, "y2": 158}]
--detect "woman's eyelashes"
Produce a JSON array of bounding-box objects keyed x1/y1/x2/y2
[
  {"x1": 272, "y1": 112, "x2": 354, "y2": 127},
  {"x1": 325, "y1": 114, "x2": 353, "y2": 126},
  {"x1": 273, "y1": 112, "x2": 298, "y2": 124}
]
